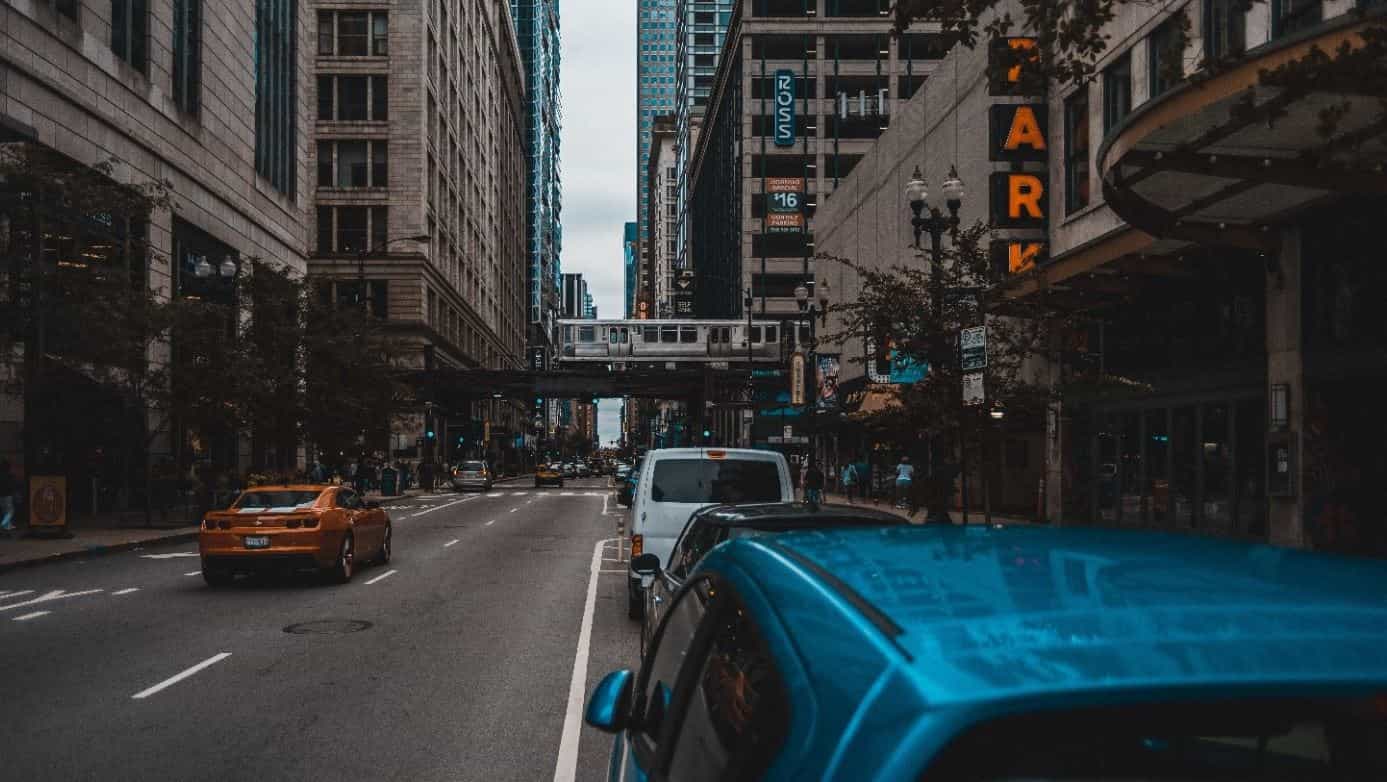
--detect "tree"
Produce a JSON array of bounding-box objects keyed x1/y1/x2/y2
[{"x1": 820, "y1": 223, "x2": 1092, "y2": 520}]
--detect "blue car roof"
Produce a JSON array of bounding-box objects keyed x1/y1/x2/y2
[{"x1": 724, "y1": 525, "x2": 1387, "y2": 709}]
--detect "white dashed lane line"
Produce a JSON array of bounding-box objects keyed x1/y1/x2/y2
[
  {"x1": 364, "y1": 569, "x2": 397, "y2": 585},
  {"x1": 12, "y1": 611, "x2": 50, "y2": 622},
  {"x1": 131, "y1": 653, "x2": 232, "y2": 700},
  {"x1": 183, "y1": 571, "x2": 201, "y2": 577},
  {"x1": 485, "y1": 520, "x2": 496, "y2": 527},
  {"x1": 0, "y1": 589, "x2": 104, "y2": 613},
  {"x1": 444, "y1": 539, "x2": 459, "y2": 548},
  {"x1": 408, "y1": 495, "x2": 479, "y2": 518},
  {"x1": 0, "y1": 590, "x2": 35, "y2": 600},
  {"x1": 113, "y1": 588, "x2": 140, "y2": 596}
]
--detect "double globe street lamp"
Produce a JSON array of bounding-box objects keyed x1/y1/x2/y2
[{"x1": 906, "y1": 165, "x2": 965, "y2": 524}]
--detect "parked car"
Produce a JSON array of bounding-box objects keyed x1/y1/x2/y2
[
  {"x1": 587, "y1": 525, "x2": 1387, "y2": 781},
  {"x1": 451, "y1": 460, "x2": 492, "y2": 492},
  {"x1": 535, "y1": 463, "x2": 564, "y2": 488},
  {"x1": 200, "y1": 485, "x2": 391, "y2": 586},
  {"x1": 626, "y1": 447, "x2": 792, "y2": 619},
  {"x1": 634, "y1": 501, "x2": 906, "y2": 654},
  {"x1": 616, "y1": 457, "x2": 641, "y2": 507}
]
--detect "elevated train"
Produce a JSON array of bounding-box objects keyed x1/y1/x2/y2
[{"x1": 558, "y1": 319, "x2": 809, "y2": 365}]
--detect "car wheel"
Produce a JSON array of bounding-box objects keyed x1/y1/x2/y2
[
  {"x1": 326, "y1": 532, "x2": 355, "y2": 584},
  {"x1": 202, "y1": 562, "x2": 233, "y2": 588},
  {"x1": 377, "y1": 523, "x2": 392, "y2": 565}
]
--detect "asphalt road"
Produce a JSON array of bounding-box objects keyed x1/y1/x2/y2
[{"x1": 0, "y1": 477, "x2": 640, "y2": 782}]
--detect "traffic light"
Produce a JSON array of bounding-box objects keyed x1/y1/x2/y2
[
  {"x1": 702, "y1": 429, "x2": 712, "y2": 439},
  {"x1": 426, "y1": 430, "x2": 436, "y2": 440}
]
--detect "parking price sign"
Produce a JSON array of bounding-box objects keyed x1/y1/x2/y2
[{"x1": 961, "y1": 326, "x2": 987, "y2": 371}]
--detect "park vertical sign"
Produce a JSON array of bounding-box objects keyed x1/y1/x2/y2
[
  {"x1": 987, "y1": 38, "x2": 1048, "y2": 276},
  {"x1": 765, "y1": 177, "x2": 805, "y2": 234},
  {"x1": 773, "y1": 70, "x2": 796, "y2": 147}
]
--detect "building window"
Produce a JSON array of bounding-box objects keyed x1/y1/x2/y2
[
  {"x1": 318, "y1": 11, "x2": 388, "y2": 56},
  {"x1": 1147, "y1": 18, "x2": 1182, "y2": 99},
  {"x1": 255, "y1": 0, "x2": 297, "y2": 195},
  {"x1": 1102, "y1": 53, "x2": 1131, "y2": 133},
  {"x1": 110, "y1": 0, "x2": 149, "y2": 73},
  {"x1": 316, "y1": 141, "x2": 388, "y2": 188},
  {"x1": 1271, "y1": 0, "x2": 1321, "y2": 39},
  {"x1": 172, "y1": 0, "x2": 201, "y2": 114},
  {"x1": 317, "y1": 75, "x2": 388, "y2": 121},
  {"x1": 1064, "y1": 87, "x2": 1091, "y2": 214},
  {"x1": 1205, "y1": 0, "x2": 1246, "y2": 60},
  {"x1": 316, "y1": 206, "x2": 388, "y2": 254}
]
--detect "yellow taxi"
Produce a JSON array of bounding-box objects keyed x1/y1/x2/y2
[
  {"x1": 199, "y1": 484, "x2": 391, "y2": 586},
  {"x1": 534, "y1": 463, "x2": 564, "y2": 488}
]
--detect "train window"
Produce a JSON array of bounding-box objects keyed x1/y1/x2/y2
[
  {"x1": 644, "y1": 326, "x2": 658, "y2": 342},
  {"x1": 721, "y1": 327, "x2": 731, "y2": 343},
  {"x1": 749, "y1": 326, "x2": 763, "y2": 343},
  {"x1": 764, "y1": 325, "x2": 778, "y2": 343},
  {"x1": 579, "y1": 326, "x2": 595, "y2": 343},
  {"x1": 680, "y1": 327, "x2": 697, "y2": 343},
  {"x1": 710, "y1": 329, "x2": 720, "y2": 344},
  {"x1": 799, "y1": 325, "x2": 811, "y2": 346},
  {"x1": 661, "y1": 326, "x2": 678, "y2": 343},
  {"x1": 563, "y1": 325, "x2": 573, "y2": 343},
  {"x1": 610, "y1": 329, "x2": 621, "y2": 344}
]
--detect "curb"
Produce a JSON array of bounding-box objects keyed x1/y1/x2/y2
[{"x1": 0, "y1": 530, "x2": 201, "y2": 575}]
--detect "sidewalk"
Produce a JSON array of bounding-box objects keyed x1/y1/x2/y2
[{"x1": 818, "y1": 491, "x2": 1037, "y2": 527}]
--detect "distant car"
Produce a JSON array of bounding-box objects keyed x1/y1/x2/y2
[
  {"x1": 451, "y1": 460, "x2": 492, "y2": 492},
  {"x1": 616, "y1": 458, "x2": 641, "y2": 507},
  {"x1": 199, "y1": 485, "x2": 390, "y2": 586},
  {"x1": 561, "y1": 462, "x2": 579, "y2": 479},
  {"x1": 634, "y1": 501, "x2": 907, "y2": 654},
  {"x1": 535, "y1": 463, "x2": 564, "y2": 488},
  {"x1": 577, "y1": 462, "x2": 593, "y2": 478},
  {"x1": 587, "y1": 526, "x2": 1387, "y2": 781},
  {"x1": 627, "y1": 447, "x2": 792, "y2": 619}
]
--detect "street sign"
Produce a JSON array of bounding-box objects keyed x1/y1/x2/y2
[
  {"x1": 963, "y1": 372, "x2": 985, "y2": 405},
  {"x1": 766, "y1": 212, "x2": 805, "y2": 234},
  {"x1": 783, "y1": 425, "x2": 794, "y2": 439},
  {"x1": 961, "y1": 325, "x2": 988, "y2": 371},
  {"x1": 767, "y1": 436, "x2": 809, "y2": 444},
  {"x1": 790, "y1": 352, "x2": 806, "y2": 406},
  {"x1": 773, "y1": 70, "x2": 796, "y2": 147}
]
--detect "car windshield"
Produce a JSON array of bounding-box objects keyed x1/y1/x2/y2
[
  {"x1": 650, "y1": 458, "x2": 781, "y2": 503},
  {"x1": 232, "y1": 490, "x2": 321, "y2": 511},
  {"x1": 924, "y1": 696, "x2": 1387, "y2": 780},
  {"x1": 460, "y1": 461, "x2": 485, "y2": 471}
]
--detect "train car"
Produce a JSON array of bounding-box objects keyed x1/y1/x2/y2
[{"x1": 558, "y1": 319, "x2": 791, "y2": 364}]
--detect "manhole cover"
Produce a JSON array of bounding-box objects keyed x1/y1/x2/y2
[{"x1": 283, "y1": 619, "x2": 373, "y2": 635}]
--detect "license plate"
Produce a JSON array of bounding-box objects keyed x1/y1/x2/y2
[{"x1": 244, "y1": 536, "x2": 270, "y2": 549}]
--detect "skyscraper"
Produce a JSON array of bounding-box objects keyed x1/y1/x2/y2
[
  {"x1": 561, "y1": 272, "x2": 590, "y2": 319},
  {"x1": 512, "y1": 0, "x2": 563, "y2": 368},
  {"x1": 623, "y1": 221, "x2": 640, "y2": 317},
  {"x1": 636, "y1": 0, "x2": 678, "y2": 251},
  {"x1": 674, "y1": 0, "x2": 733, "y2": 273}
]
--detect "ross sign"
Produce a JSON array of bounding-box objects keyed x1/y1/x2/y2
[
  {"x1": 990, "y1": 172, "x2": 1047, "y2": 229},
  {"x1": 772, "y1": 70, "x2": 796, "y2": 147},
  {"x1": 28, "y1": 476, "x2": 67, "y2": 531},
  {"x1": 816, "y1": 355, "x2": 840, "y2": 410},
  {"x1": 990, "y1": 240, "x2": 1046, "y2": 275},
  {"x1": 962, "y1": 372, "x2": 985, "y2": 406},
  {"x1": 989, "y1": 104, "x2": 1048, "y2": 162},
  {"x1": 790, "y1": 352, "x2": 806, "y2": 406},
  {"x1": 960, "y1": 326, "x2": 988, "y2": 371}
]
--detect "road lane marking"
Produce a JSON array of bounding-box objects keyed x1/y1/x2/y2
[
  {"x1": 364, "y1": 569, "x2": 397, "y2": 585},
  {"x1": 552, "y1": 537, "x2": 613, "y2": 782},
  {"x1": 140, "y1": 552, "x2": 199, "y2": 559},
  {"x1": 444, "y1": 539, "x2": 459, "y2": 548},
  {"x1": 508, "y1": 507, "x2": 519, "y2": 513},
  {"x1": 132, "y1": 652, "x2": 232, "y2": 700},
  {"x1": 598, "y1": 569, "x2": 631, "y2": 575},
  {"x1": 408, "y1": 495, "x2": 478, "y2": 518},
  {"x1": 113, "y1": 588, "x2": 140, "y2": 595},
  {"x1": 559, "y1": 492, "x2": 575, "y2": 496},
  {"x1": 485, "y1": 520, "x2": 495, "y2": 526},
  {"x1": 0, "y1": 590, "x2": 35, "y2": 600},
  {"x1": 0, "y1": 588, "x2": 104, "y2": 613},
  {"x1": 184, "y1": 571, "x2": 201, "y2": 576},
  {"x1": 12, "y1": 611, "x2": 50, "y2": 622}
]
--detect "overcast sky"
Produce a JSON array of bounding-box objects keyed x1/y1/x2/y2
[{"x1": 559, "y1": 2, "x2": 635, "y2": 445}]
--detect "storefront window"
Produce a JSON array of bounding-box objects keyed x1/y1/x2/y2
[{"x1": 1202, "y1": 403, "x2": 1232, "y2": 530}]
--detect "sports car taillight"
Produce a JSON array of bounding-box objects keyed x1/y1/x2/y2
[
  {"x1": 204, "y1": 518, "x2": 216, "y2": 530},
  {"x1": 631, "y1": 534, "x2": 643, "y2": 558}
]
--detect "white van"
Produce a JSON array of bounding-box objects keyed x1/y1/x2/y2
[{"x1": 626, "y1": 447, "x2": 792, "y2": 618}]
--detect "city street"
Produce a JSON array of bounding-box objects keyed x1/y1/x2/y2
[{"x1": 0, "y1": 479, "x2": 639, "y2": 782}]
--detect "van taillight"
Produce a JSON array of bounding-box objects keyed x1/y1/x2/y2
[{"x1": 631, "y1": 535, "x2": 643, "y2": 557}]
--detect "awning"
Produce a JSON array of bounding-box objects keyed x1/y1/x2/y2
[
  {"x1": 847, "y1": 386, "x2": 902, "y2": 420},
  {"x1": 1098, "y1": 12, "x2": 1387, "y2": 252}
]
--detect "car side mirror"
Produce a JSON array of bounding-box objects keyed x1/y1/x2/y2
[
  {"x1": 584, "y1": 669, "x2": 634, "y2": 733},
  {"x1": 631, "y1": 553, "x2": 661, "y2": 577}
]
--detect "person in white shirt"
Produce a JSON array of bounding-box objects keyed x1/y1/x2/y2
[{"x1": 894, "y1": 457, "x2": 914, "y2": 508}]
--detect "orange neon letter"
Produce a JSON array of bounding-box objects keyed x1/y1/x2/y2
[
  {"x1": 1005, "y1": 106, "x2": 1046, "y2": 152},
  {"x1": 1009, "y1": 242, "x2": 1043, "y2": 273},
  {"x1": 1008, "y1": 175, "x2": 1044, "y2": 220}
]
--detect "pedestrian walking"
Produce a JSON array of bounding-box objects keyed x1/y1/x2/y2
[
  {"x1": 841, "y1": 461, "x2": 859, "y2": 504},
  {"x1": 894, "y1": 456, "x2": 915, "y2": 509},
  {"x1": 0, "y1": 459, "x2": 17, "y2": 536},
  {"x1": 804, "y1": 461, "x2": 824, "y2": 506}
]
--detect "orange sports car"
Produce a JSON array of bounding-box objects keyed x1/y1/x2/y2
[{"x1": 199, "y1": 484, "x2": 391, "y2": 586}]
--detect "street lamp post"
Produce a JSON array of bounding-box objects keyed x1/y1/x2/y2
[
  {"x1": 907, "y1": 164, "x2": 964, "y2": 525},
  {"x1": 795, "y1": 278, "x2": 831, "y2": 465}
]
